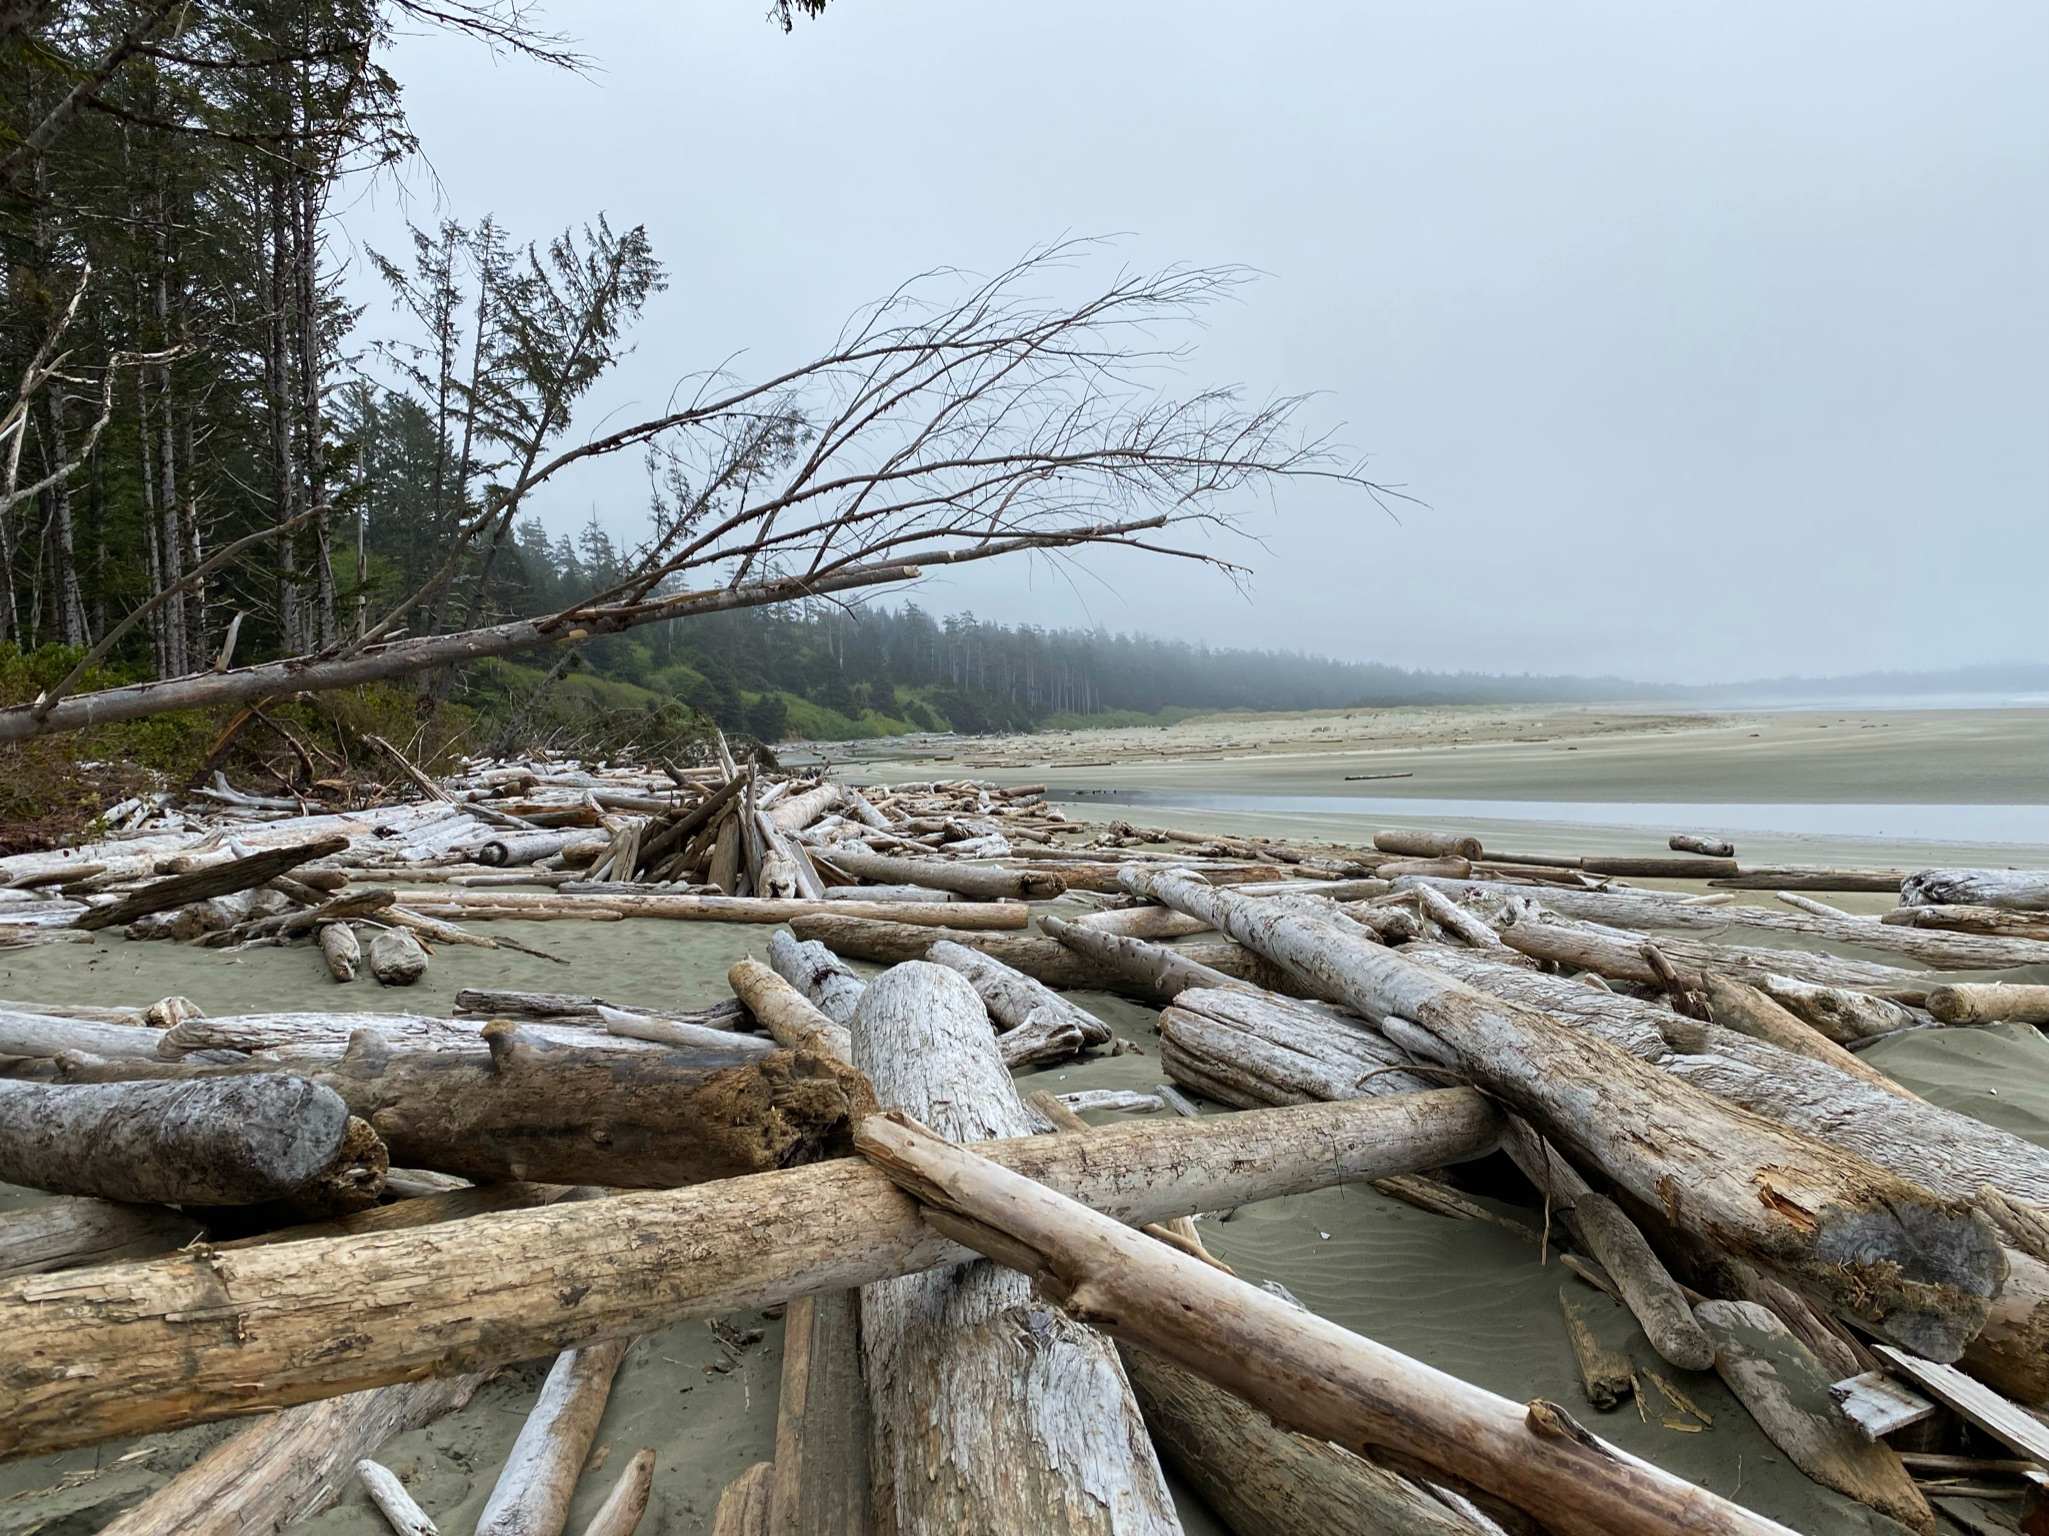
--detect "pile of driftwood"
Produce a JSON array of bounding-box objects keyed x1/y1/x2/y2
[{"x1": 5, "y1": 779, "x2": 2049, "y2": 1535}]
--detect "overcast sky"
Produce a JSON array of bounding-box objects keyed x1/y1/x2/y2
[{"x1": 342, "y1": 0, "x2": 2047, "y2": 684}]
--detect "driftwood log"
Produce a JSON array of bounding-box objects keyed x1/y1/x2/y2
[
  {"x1": 74, "y1": 834, "x2": 350, "y2": 930},
  {"x1": 1038, "y1": 914, "x2": 1261, "y2": 1002},
  {"x1": 0, "y1": 1089, "x2": 1499, "y2": 1457},
  {"x1": 768, "y1": 929, "x2": 866, "y2": 1027},
  {"x1": 0, "y1": 1074, "x2": 385, "y2": 1207},
  {"x1": 855, "y1": 1111, "x2": 1799, "y2": 1536},
  {"x1": 816, "y1": 844, "x2": 1066, "y2": 900},
  {"x1": 928, "y1": 938, "x2": 1111, "y2": 1045},
  {"x1": 1928, "y1": 982, "x2": 2049, "y2": 1025},
  {"x1": 1901, "y1": 868, "x2": 2049, "y2": 912},
  {"x1": 851, "y1": 962, "x2": 1180, "y2": 1533},
  {"x1": 1122, "y1": 869, "x2": 2004, "y2": 1360},
  {"x1": 0, "y1": 1196, "x2": 201, "y2": 1278},
  {"x1": 475, "y1": 1338, "x2": 631, "y2": 1536},
  {"x1": 728, "y1": 957, "x2": 853, "y2": 1060}
]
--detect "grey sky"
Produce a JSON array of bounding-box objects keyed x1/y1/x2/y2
[{"x1": 345, "y1": 0, "x2": 2048, "y2": 684}]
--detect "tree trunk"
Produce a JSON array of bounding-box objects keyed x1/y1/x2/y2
[
  {"x1": 96, "y1": 1376, "x2": 486, "y2": 1536},
  {"x1": 320, "y1": 921, "x2": 361, "y2": 981},
  {"x1": 855, "y1": 1112, "x2": 1800, "y2": 1536},
  {"x1": 0, "y1": 1074, "x2": 384, "y2": 1207},
  {"x1": 1121, "y1": 1346, "x2": 1487, "y2": 1535},
  {"x1": 767, "y1": 1292, "x2": 873, "y2": 1536},
  {"x1": 1885, "y1": 903, "x2": 2049, "y2": 940},
  {"x1": 392, "y1": 890, "x2": 1029, "y2": 929},
  {"x1": 1693, "y1": 1301, "x2": 1931, "y2": 1533},
  {"x1": 1039, "y1": 914, "x2": 1258, "y2": 1002},
  {"x1": 1495, "y1": 913, "x2": 1930, "y2": 1001},
  {"x1": 1373, "y1": 828, "x2": 1482, "y2": 859},
  {"x1": 0, "y1": 1090, "x2": 1499, "y2": 1459},
  {"x1": 0, "y1": 1196, "x2": 200, "y2": 1279},
  {"x1": 817, "y1": 845, "x2": 1066, "y2": 900},
  {"x1": 1120, "y1": 870, "x2": 2004, "y2": 1361},
  {"x1": 356, "y1": 1458, "x2": 439, "y2": 1536},
  {"x1": 1670, "y1": 834, "x2": 1735, "y2": 857},
  {"x1": 1928, "y1": 983, "x2": 2049, "y2": 1025},
  {"x1": 1703, "y1": 975, "x2": 1914, "y2": 1099},
  {"x1": 475, "y1": 1338, "x2": 631, "y2": 1536},
  {"x1": 729, "y1": 957, "x2": 852, "y2": 1060},
  {"x1": 851, "y1": 962, "x2": 1181, "y2": 1535},
  {"x1": 580, "y1": 1447, "x2": 656, "y2": 1536},
  {"x1": 74, "y1": 834, "x2": 349, "y2": 930}
]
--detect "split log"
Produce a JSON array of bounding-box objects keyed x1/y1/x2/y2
[
  {"x1": 789, "y1": 914, "x2": 1292, "y2": 995},
  {"x1": 580, "y1": 1448, "x2": 657, "y2": 1536},
  {"x1": 1374, "y1": 828, "x2": 1483, "y2": 859},
  {"x1": 1693, "y1": 1300, "x2": 1932, "y2": 1533},
  {"x1": 357, "y1": 1460, "x2": 439, "y2": 1536},
  {"x1": 712, "y1": 1464, "x2": 773, "y2": 1536},
  {"x1": 320, "y1": 921, "x2": 362, "y2": 981},
  {"x1": 1038, "y1": 913, "x2": 1259, "y2": 1002},
  {"x1": 855, "y1": 1111, "x2": 1800, "y2": 1536},
  {"x1": 369, "y1": 927, "x2": 430, "y2": 986},
  {"x1": 1901, "y1": 868, "x2": 2049, "y2": 912},
  {"x1": 75, "y1": 834, "x2": 351, "y2": 930},
  {"x1": 0, "y1": 1074, "x2": 385, "y2": 1207},
  {"x1": 1671, "y1": 833, "x2": 1735, "y2": 857},
  {"x1": 767, "y1": 1293, "x2": 873, "y2": 1536},
  {"x1": 1703, "y1": 975, "x2": 1914, "y2": 1099},
  {"x1": 813, "y1": 845, "x2": 1065, "y2": 901},
  {"x1": 1928, "y1": 983, "x2": 2049, "y2": 1025},
  {"x1": 729, "y1": 957, "x2": 853, "y2": 1060},
  {"x1": 1120, "y1": 869, "x2": 2005, "y2": 1360},
  {"x1": 768, "y1": 929, "x2": 866, "y2": 1027},
  {"x1": 1121, "y1": 1346, "x2": 1487, "y2": 1534},
  {"x1": 0, "y1": 1196, "x2": 201, "y2": 1278},
  {"x1": 927, "y1": 938, "x2": 1112, "y2": 1045},
  {"x1": 0, "y1": 1089, "x2": 1502, "y2": 1459},
  {"x1": 475, "y1": 1338, "x2": 632, "y2": 1536},
  {"x1": 850, "y1": 961, "x2": 1179, "y2": 1534},
  {"x1": 97, "y1": 1376, "x2": 486, "y2": 1536},
  {"x1": 1071, "y1": 905, "x2": 1210, "y2": 940}
]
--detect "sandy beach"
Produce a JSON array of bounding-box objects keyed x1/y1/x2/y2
[{"x1": 5, "y1": 704, "x2": 2048, "y2": 1534}]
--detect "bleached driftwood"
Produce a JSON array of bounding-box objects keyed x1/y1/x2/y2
[{"x1": 475, "y1": 1338, "x2": 632, "y2": 1536}]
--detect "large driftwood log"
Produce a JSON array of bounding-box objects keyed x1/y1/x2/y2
[
  {"x1": 1711, "y1": 865, "x2": 1907, "y2": 892},
  {"x1": 0, "y1": 1196, "x2": 201, "y2": 1278},
  {"x1": 1038, "y1": 913, "x2": 1259, "y2": 1002},
  {"x1": 1374, "y1": 828, "x2": 1483, "y2": 859},
  {"x1": 0, "y1": 1089, "x2": 1499, "y2": 1457},
  {"x1": 817, "y1": 844, "x2": 1066, "y2": 900},
  {"x1": 1885, "y1": 903, "x2": 2049, "y2": 939},
  {"x1": 0, "y1": 1074, "x2": 385, "y2": 1207},
  {"x1": 1750, "y1": 974, "x2": 1921, "y2": 1042},
  {"x1": 1671, "y1": 833, "x2": 1735, "y2": 857},
  {"x1": 768, "y1": 929, "x2": 866, "y2": 1027},
  {"x1": 729, "y1": 957, "x2": 853, "y2": 1060},
  {"x1": 392, "y1": 889, "x2": 1031, "y2": 928},
  {"x1": 1121, "y1": 1346, "x2": 1486, "y2": 1535},
  {"x1": 788, "y1": 914, "x2": 1293, "y2": 994},
  {"x1": 852, "y1": 962, "x2": 1180, "y2": 1533},
  {"x1": 855, "y1": 1112, "x2": 1799, "y2": 1536},
  {"x1": 97, "y1": 1375, "x2": 486, "y2": 1536},
  {"x1": 1901, "y1": 868, "x2": 2049, "y2": 912},
  {"x1": 1495, "y1": 913, "x2": 1931, "y2": 1000},
  {"x1": 1928, "y1": 982, "x2": 2049, "y2": 1025},
  {"x1": 475, "y1": 1338, "x2": 632, "y2": 1536},
  {"x1": 0, "y1": 1007, "x2": 172, "y2": 1060},
  {"x1": 1693, "y1": 1300, "x2": 1931, "y2": 1533},
  {"x1": 927, "y1": 938, "x2": 1112, "y2": 1044},
  {"x1": 75, "y1": 834, "x2": 351, "y2": 930},
  {"x1": 1703, "y1": 974, "x2": 1914, "y2": 1099},
  {"x1": 1121, "y1": 869, "x2": 2003, "y2": 1360}
]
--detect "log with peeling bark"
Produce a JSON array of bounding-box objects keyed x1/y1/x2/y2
[
  {"x1": 73, "y1": 834, "x2": 352, "y2": 930},
  {"x1": 855, "y1": 1111, "x2": 1800, "y2": 1536},
  {"x1": 0, "y1": 1073, "x2": 386, "y2": 1207},
  {"x1": 768, "y1": 929, "x2": 867, "y2": 1027},
  {"x1": 0, "y1": 1195, "x2": 201, "y2": 1278},
  {"x1": 97, "y1": 1376, "x2": 486, "y2": 1536},
  {"x1": 812, "y1": 844, "x2": 1066, "y2": 900},
  {"x1": 1121, "y1": 1346, "x2": 1487, "y2": 1535},
  {"x1": 789, "y1": 914, "x2": 1294, "y2": 994},
  {"x1": 476, "y1": 1338, "x2": 632, "y2": 1536},
  {"x1": 1693, "y1": 1300, "x2": 1933, "y2": 1533},
  {"x1": 1038, "y1": 913, "x2": 1261, "y2": 1002},
  {"x1": 1374, "y1": 828, "x2": 1483, "y2": 860},
  {"x1": 1120, "y1": 868, "x2": 2004, "y2": 1361},
  {"x1": 927, "y1": 938, "x2": 1113, "y2": 1044},
  {"x1": 1902, "y1": 867, "x2": 2049, "y2": 912},
  {"x1": 851, "y1": 962, "x2": 1180, "y2": 1533},
  {"x1": 1703, "y1": 974, "x2": 1915, "y2": 1099},
  {"x1": 0, "y1": 1088, "x2": 1499, "y2": 1458},
  {"x1": 1928, "y1": 982, "x2": 2049, "y2": 1025}
]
